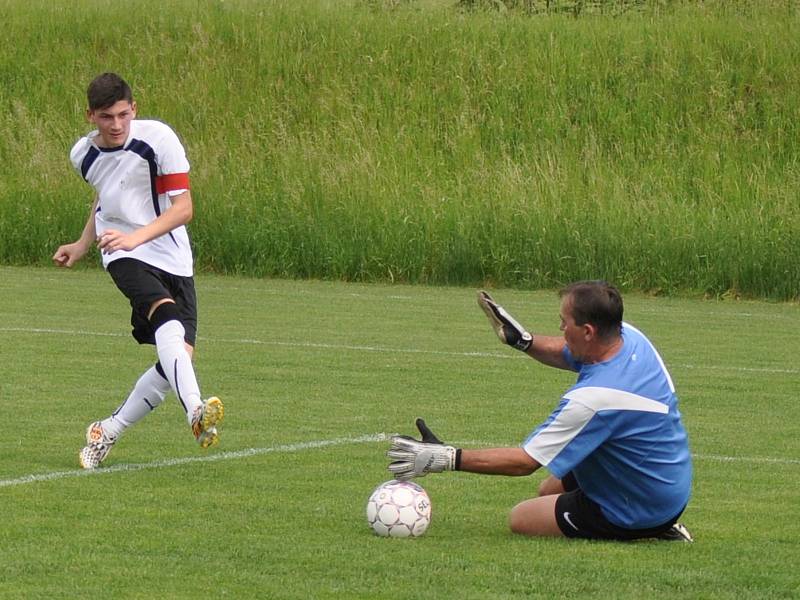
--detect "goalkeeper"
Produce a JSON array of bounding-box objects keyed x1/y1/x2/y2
[{"x1": 387, "y1": 281, "x2": 693, "y2": 542}]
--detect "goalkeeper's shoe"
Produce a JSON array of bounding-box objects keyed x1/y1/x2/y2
[
  {"x1": 79, "y1": 421, "x2": 117, "y2": 469},
  {"x1": 191, "y1": 397, "x2": 224, "y2": 448},
  {"x1": 657, "y1": 522, "x2": 694, "y2": 543}
]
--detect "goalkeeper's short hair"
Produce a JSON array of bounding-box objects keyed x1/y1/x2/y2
[{"x1": 560, "y1": 281, "x2": 623, "y2": 340}]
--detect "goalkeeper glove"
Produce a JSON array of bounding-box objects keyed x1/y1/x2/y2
[
  {"x1": 387, "y1": 419, "x2": 460, "y2": 480},
  {"x1": 477, "y1": 290, "x2": 533, "y2": 352}
]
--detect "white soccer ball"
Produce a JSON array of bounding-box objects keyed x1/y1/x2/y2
[{"x1": 366, "y1": 479, "x2": 432, "y2": 538}]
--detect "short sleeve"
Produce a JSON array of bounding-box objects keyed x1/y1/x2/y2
[
  {"x1": 521, "y1": 396, "x2": 610, "y2": 478},
  {"x1": 69, "y1": 136, "x2": 93, "y2": 177},
  {"x1": 155, "y1": 125, "x2": 191, "y2": 196},
  {"x1": 155, "y1": 125, "x2": 190, "y2": 176}
]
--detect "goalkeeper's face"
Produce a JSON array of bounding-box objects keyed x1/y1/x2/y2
[{"x1": 560, "y1": 296, "x2": 590, "y2": 360}]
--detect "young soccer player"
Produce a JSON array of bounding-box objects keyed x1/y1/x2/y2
[{"x1": 53, "y1": 72, "x2": 223, "y2": 469}]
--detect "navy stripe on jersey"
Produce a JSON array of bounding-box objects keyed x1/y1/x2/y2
[
  {"x1": 127, "y1": 138, "x2": 178, "y2": 246},
  {"x1": 126, "y1": 139, "x2": 158, "y2": 214},
  {"x1": 80, "y1": 146, "x2": 100, "y2": 180}
]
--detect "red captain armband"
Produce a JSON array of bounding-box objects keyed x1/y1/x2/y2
[{"x1": 155, "y1": 172, "x2": 191, "y2": 194}]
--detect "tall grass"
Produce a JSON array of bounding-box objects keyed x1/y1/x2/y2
[{"x1": 1, "y1": 0, "x2": 798, "y2": 298}]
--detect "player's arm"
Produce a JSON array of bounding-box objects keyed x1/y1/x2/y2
[
  {"x1": 477, "y1": 291, "x2": 573, "y2": 370},
  {"x1": 53, "y1": 195, "x2": 99, "y2": 267},
  {"x1": 98, "y1": 190, "x2": 193, "y2": 255},
  {"x1": 526, "y1": 334, "x2": 572, "y2": 370},
  {"x1": 459, "y1": 447, "x2": 540, "y2": 476},
  {"x1": 387, "y1": 419, "x2": 541, "y2": 480}
]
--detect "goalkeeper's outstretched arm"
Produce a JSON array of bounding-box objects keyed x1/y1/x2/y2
[
  {"x1": 459, "y1": 447, "x2": 541, "y2": 477},
  {"x1": 477, "y1": 290, "x2": 574, "y2": 371},
  {"x1": 388, "y1": 419, "x2": 542, "y2": 479},
  {"x1": 524, "y1": 334, "x2": 573, "y2": 370}
]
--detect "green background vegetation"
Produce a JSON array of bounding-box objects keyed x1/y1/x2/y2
[
  {"x1": 1, "y1": 0, "x2": 798, "y2": 298},
  {"x1": 1, "y1": 266, "x2": 798, "y2": 598}
]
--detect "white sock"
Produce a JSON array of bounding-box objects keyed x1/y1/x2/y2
[
  {"x1": 102, "y1": 365, "x2": 171, "y2": 438},
  {"x1": 154, "y1": 320, "x2": 203, "y2": 423}
]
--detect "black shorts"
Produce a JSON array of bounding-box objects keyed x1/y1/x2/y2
[
  {"x1": 107, "y1": 258, "x2": 198, "y2": 346},
  {"x1": 554, "y1": 472, "x2": 684, "y2": 541}
]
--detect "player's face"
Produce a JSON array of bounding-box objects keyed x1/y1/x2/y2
[
  {"x1": 88, "y1": 100, "x2": 137, "y2": 147},
  {"x1": 559, "y1": 296, "x2": 590, "y2": 360}
]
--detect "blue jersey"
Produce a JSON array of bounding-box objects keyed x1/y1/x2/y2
[{"x1": 522, "y1": 323, "x2": 692, "y2": 529}]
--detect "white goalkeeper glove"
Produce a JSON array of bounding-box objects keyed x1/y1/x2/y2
[
  {"x1": 477, "y1": 290, "x2": 533, "y2": 352},
  {"x1": 387, "y1": 419, "x2": 459, "y2": 481}
]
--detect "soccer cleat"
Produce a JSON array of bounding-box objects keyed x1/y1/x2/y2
[
  {"x1": 79, "y1": 421, "x2": 118, "y2": 469},
  {"x1": 191, "y1": 397, "x2": 224, "y2": 448},
  {"x1": 658, "y1": 522, "x2": 694, "y2": 543}
]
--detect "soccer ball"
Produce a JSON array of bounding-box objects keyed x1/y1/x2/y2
[{"x1": 366, "y1": 480, "x2": 432, "y2": 538}]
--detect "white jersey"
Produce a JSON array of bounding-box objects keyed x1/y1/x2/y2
[{"x1": 70, "y1": 119, "x2": 194, "y2": 276}]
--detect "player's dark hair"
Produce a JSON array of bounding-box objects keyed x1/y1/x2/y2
[
  {"x1": 559, "y1": 280, "x2": 623, "y2": 340},
  {"x1": 87, "y1": 72, "x2": 133, "y2": 111}
]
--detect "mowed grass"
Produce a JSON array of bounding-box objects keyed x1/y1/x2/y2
[{"x1": 1, "y1": 265, "x2": 798, "y2": 598}]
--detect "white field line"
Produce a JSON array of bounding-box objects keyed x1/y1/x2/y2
[
  {"x1": 2, "y1": 433, "x2": 797, "y2": 490},
  {"x1": 2, "y1": 326, "x2": 798, "y2": 375},
  {"x1": 691, "y1": 454, "x2": 800, "y2": 466},
  {"x1": 0, "y1": 433, "x2": 391, "y2": 489},
  {"x1": 453, "y1": 440, "x2": 800, "y2": 467}
]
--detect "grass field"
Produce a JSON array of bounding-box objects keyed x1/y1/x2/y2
[{"x1": 1, "y1": 265, "x2": 798, "y2": 598}]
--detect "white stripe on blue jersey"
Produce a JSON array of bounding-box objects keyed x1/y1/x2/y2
[
  {"x1": 564, "y1": 386, "x2": 670, "y2": 414},
  {"x1": 528, "y1": 387, "x2": 669, "y2": 466}
]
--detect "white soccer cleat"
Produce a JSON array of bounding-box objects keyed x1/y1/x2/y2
[
  {"x1": 79, "y1": 421, "x2": 118, "y2": 469},
  {"x1": 191, "y1": 397, "x2": 224, "y2": 448},
  {"x1": 658, "y1": 522, "x2": 694, "y2": 543}
]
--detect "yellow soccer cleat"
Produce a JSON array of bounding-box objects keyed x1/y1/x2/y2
[{"x1": 191, "y1": 397, "x2": 224, "y2": 448}]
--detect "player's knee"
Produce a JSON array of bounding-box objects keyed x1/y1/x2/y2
[
  {"x1": 149, "y1": 300, "x2": 182, "y2": 331},
  {"x1": 508, "y1": 505, "x2": 525, "y2": 535},
  {"x1": 509, "y1": 497, "x2": 563, "y2": 537},
  {"x1": 508, "y1": 502, "x2": 536, "y2": 536},
  {"x1": 150, "y1": 301, "x2": 195, "y2": 354}
]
